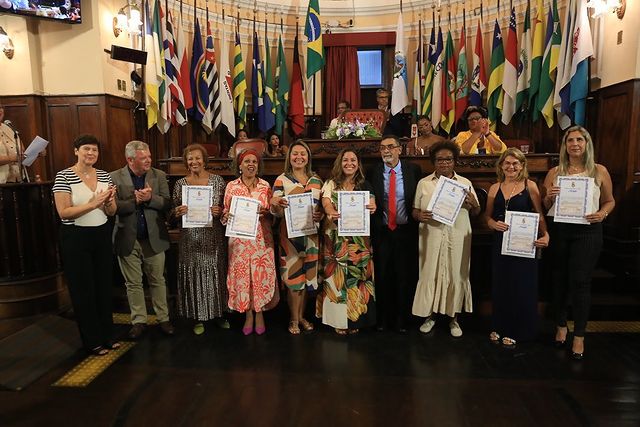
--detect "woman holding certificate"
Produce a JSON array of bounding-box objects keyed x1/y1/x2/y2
[
  {"x1": 485, "y1": 148, "x2": 549, "y2": 347},
  {"x1": 412, "y1": 141, "x2": 480, "y2": 337},
  {"x1": 222, "y1": 149, "x2": 277, "y2": 335},
  {"x1": 270, "y1": 141, "x2": 323, "y2": 335},
  {"x1": 543, "y1": 127, "x2": 615, "y2": 360},
  {"x1": 172, "y1": 144, "x2": 229, "y2": 335},
  {"x1": 317, "y1": 149, "x2": 377, "y2": 335}
]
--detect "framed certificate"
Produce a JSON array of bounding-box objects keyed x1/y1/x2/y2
[
  {"x1": 284, "y1": 192, "x2": 317, "y2": 238},
  {"x1": 426, "y1": 176, "x2": 467, "y2": 226},
  {"x1": 501, "y1": 211, "x2": 540, "y2": 258},
  {"x1": 225, "y1": 196, "x2": 260, "y2": 240},
  {"x1": 182, "y1": 185, "x2": 213, "y2": 228},
  {"x1": 553, "y1": 176, "x2": 594, "y2": 225},
  {"x1": 337, "y1": 191, "x2": 370, "y2": 236}
]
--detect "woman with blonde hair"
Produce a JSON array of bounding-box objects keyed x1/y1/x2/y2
[
  {"x1": 270, "y1": 140, "x2": 323, "y2": 334},
  {"x1": 484, "y1": 148, "x2": 549, "y2": 347},
  {"x1": 543, "y1": 126, "x2": 614, "y2": 360}
]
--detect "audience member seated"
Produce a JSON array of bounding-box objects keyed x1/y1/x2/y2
[
  {"x1": 455, "y1": 106, "x2": 507, "y2": 155},
  {"x1": 329, "y1": 100, "x2": 351, "y2": 128},
  {"x1": 228, "y1": 129, "x2": 250, "y2": 158},
  {"x1": 407, "y1": 116, "x2": 446, "y2": 156},
  {"x1": 266, "y1": 134, "x2": 287, "y2": 157}
]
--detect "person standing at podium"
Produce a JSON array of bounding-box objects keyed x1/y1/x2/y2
[{"x1": 0, "y1": 103, "x2": 24, "y2": 184}]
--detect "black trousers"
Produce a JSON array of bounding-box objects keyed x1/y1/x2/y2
[
  {"x1": 372, "y1": 223, "x2": 418, "y2": 328},
  {"x1": 550, "y1": 221, "x2": 603, "y2": 337},
  {"x1": 59, "y1": 223, "x2": 114, "y2": 350}
]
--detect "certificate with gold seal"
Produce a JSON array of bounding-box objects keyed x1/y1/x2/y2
[
  {"x1": 501, "y1": 211, "x2": 539, "y2": 258},
  {"x1": 284, "y1": 192, "x2": 316, "y2": 238},
  {"x1": 426, "y1": 176, "x2": 467, "y2": 226},
  {"x1": 553, "y1": 176, "x2": 594, "y2": 225},
  {"x1": 337, "y1": 191, "x2": 370, "y2": 236},
  {"x1": 182, "y1": 185, "x2": 213, "y2": 228},
  {"x1": 225, "y1": 196, "x2": 260, "y2": 240}
]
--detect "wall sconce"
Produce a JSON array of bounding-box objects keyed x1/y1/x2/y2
[
  {"x1": 113, "y1": 1, "x2": 142, "y2": 38},
  {"x1": 0, "y1": 26, "x2": 14, "y2": 59},
  {"x1": 586, "y1": 0, "x2": 626, "y2": 19}
]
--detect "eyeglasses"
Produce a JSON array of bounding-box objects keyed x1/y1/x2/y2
[
  {"x1": 435, "y1": 157, "x2": 455, "y2": 163},
  {"x1": 467, "y1": 116, "x2": 483, "y2": 122},
  {"x1": 380, "y1": 145, "x2": 400, "y2": 152}
]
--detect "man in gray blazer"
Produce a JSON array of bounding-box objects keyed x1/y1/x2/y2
[{"x1": 111, "y1": 140, "x2": 174, "y2": 339}]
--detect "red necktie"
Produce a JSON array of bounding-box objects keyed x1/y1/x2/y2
[{"x1": 388, "y1": 169, "x2": 397, "y2": 231}]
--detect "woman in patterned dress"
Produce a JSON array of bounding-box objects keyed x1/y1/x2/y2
[
  {"x1": 270, "y1": 141, "x2": 324, "y2": 335},
  {"x1": 222, "y1": 149, "x2": 277, "y2": 335},
  {"x1": 172, "y1": 144, "x2": 228, "y2": 335},
  {"x1": 317, "y1": 149, "x2": 377, "y2": 335}
]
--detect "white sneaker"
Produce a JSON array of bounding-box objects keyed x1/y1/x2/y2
[
  {"x1": 449, "y1": 320, "x2": 463, "y2": 337},
  {"x1": 419, "y1": 318, "x2": 435, "y2": 333}
]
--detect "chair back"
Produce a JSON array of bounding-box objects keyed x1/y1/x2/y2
[
  {"x1": 231, "y1": 139, "x2": 268, "y2": 157},
  {"x1": 503, "y1": 139, "x2": 533, "y2": 153},
  {"x1": 342, "y1": 109, "x2": 387, "y2": 133}
]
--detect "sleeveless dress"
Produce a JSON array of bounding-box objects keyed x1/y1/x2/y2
[{"x1": 491, "y1": 183, "x2": 539, "y2": 341}]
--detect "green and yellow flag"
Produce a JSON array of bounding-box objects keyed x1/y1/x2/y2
[
  {"x1": 233, "y1": 32, "x2": 247, "y2": 130},
  {"x1": 487, "y1": 20, "x2": 505, "y2": 128},
  {"x1": 304, "y1": 0, "x2": 324, "y2": 78},
  {"x1": 275, "y1": 31, "x2": 289, "y2": 135},
  {"x1": 538, "y1": 0, "x2": 562, "y2": 127},
  {"x1": 529, "y1": 0, "x2": 544, "y2": 121}
]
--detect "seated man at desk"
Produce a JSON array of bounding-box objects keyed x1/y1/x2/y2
[
  {"x1": 329, "y1": 100, "x2": 350, "y2": 128},
  {"x1": 455, "y1": 106, "x2": 506, "y2": 155},
  {"x1": 407, "y1": 116, "x2": 445, "y2": 156}
]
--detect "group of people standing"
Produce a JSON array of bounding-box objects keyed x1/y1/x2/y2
[{"x1": 52, "y1": 123, "x2": 614, "y2": 362}]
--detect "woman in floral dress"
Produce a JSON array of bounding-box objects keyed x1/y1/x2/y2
[
  {"x1": 222, "y1": 149, "x2": 277, "y2": 335},
  {"x1": 316, "y1": 149, "x2": 377, "y2": 335}
]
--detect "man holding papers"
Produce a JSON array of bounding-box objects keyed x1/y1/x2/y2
[
  {"x1": 368, "y1": 135, "x2": 422, "y2": 333},
  {"x1": 317, "y1": 149, "x2": 377, "y2": 335},
  {"x1": 543, "y1": 127, "x2": 615, "y2": 360},
  {"x1": 485, "y1": 148, "x2": 549, "y2": 348},
  {"x1": 411, "y1": 141, "x2": 480, "y2": 337},
  {"x1": 222, "y1": 149, "x2": 277, "y2": 336}
]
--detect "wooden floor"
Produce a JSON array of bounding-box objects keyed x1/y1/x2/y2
[{"x1": 1, "y1": 313, "x2": 639, "y2": 427}]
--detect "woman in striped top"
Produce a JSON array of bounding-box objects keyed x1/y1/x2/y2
[{"x1": 53, "y1": 134, "x2": 118, "y2": 356}]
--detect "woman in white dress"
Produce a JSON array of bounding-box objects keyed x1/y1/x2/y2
[{"x1": 412, "y1": 140, "x2": 481, "y2": 337}]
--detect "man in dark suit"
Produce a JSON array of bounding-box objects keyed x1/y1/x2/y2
[
  {"x1": 376, "y1": 88, "x2": 408, "y2": 138},
  {"x1": 367, "y1": 135, "x2": 422, "y2": 332},
  {"x1": 111, "y1": 140, "x2": 174, "y2": 339}
]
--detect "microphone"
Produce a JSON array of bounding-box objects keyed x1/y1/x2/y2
[{"x1": 4, "y1": 120, "x2": 19, "y2": 135}]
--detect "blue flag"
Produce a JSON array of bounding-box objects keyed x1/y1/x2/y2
[
  {"x1": 189, "y1": 19, "x2": 207, "y2": 121},
  {"x1": 252, "y1": 32, "x2": 266, "y2": 132}
]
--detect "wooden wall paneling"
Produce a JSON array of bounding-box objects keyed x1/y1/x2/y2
[
  {"x1": 45, "y1": 101, "x2": 77, "y2": 174},
  {"x1": 104, "y1": 95, "x2": 137, "y2": 173}
]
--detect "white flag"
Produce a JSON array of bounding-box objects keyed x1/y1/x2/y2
[{"x1": 391, "y1": 12, "x2": 410, "y2": 115}]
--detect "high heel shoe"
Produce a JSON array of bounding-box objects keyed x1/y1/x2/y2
[
  {"x1": 255, "y1": 326, "x2": 266, "y2": 335},
  {"x1": 554, "y1": 339, "x2": 566, "y2": 348},
  {"x1": 571, "y1": 351, "x2": 584, "y2": 360},
  {"x1": 554, "y1": 326, "x2": 568, "y2": 348},
  {"x1": 242, "y1": 326, "x2": 253, "y2": 336}
]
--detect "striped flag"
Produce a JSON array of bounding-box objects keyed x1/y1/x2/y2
[
  {"x1": 202, "y1": 20, "x2": 221, "y2": 134},
  {"x1": 440, "y1": 29, "x2": 456, "y2": 134},
  {"x1": 174, "y1": 11, "x2": 192, "y2": 115},
  {"x1": 262, "y1": 33, "x2": 276, "y2": 133},
  {"x1": 530, "y1": 0, "x2": 544, "y2": 121},
  {"x1": 412, "y1": 35, "x2": 424, "y2": 121},
  {"x1": 164, "y1": 11, "x2": 184, "y2": 127},
  {"x1": 570, "y1": 0, "x2": 593, "y2": 126},
  {"x1": 554, "y1": 0, "x2": 576, "y2": 129},
  {"x1": 275, "y1": 31, "x2": 289, "y2": 136},
  {"x1": 537, "y1": 0, "x2": 561, "y2": 128},
  {"x1": 487, "y1": 19, "x2": 505, "y2": 128},
  {"x1": 516, "y1": 1, "x2": 532, "y2": 113},
  {"x1": 431, "y1": 27, "x2": 444, "y2": 129},
  {"x1": 391, "y1": 11, "x2": 410, "y2": 115},
  {"x1": 218, "y1": 18, "x2": 235, "y2": 137},
  {"x1": 304, "y1": 0, "x2": 324, "y2": 77},
  {"x1": 502, "y1": 8, "x2": 519, "y2": 125},
  {"x1": 157, "y1": 2, "x2": 171, "y2": 134},
  {"x1": 455, "y1": 25, "x2": 469, "y2": 123},
  {"x1": 421, "y1": 27, "x2": 436, "y2": 118},
  {"x1": 143, "y1": 0, "x2": 161, "y2": 129},
  {"x1": 470, "y1": 19, "x2": 486, "y2": 107},
  {"x1": 233, "y1": 32, "x2": 247, "y2": 130},
  {"x1": 288, "y1": 34, "x2": 305, "y2": 136}
]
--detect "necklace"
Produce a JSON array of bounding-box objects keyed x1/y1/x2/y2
[
  {"x1": 568, "y1": 164, "x2": 584, "y2": 174},
  {"x1": 502, "y1": 180, "x2": 520, "y2": 212},
  {"x1": 74, "y1": 166, "x2": 93, "y2": 179}
]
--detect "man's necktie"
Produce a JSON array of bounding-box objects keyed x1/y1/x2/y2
[{"x1": 388, "y1": 169, "x2": 397, "y2": 231}]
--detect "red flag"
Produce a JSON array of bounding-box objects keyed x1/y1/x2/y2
[
  {"x1": 288, "y1": 34, "x2": 305, "y2": 136},
  {"x1": 470, "y1": 20, "x2": 487, "y2": 106}
]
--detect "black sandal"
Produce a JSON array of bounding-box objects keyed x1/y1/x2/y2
[{"x1": 105, "y1": 341, "x2": 121, "y2": 350}]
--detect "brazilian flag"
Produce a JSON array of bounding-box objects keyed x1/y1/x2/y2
[{"x1": 304, "y1": 0, "x2": 324, "y2": 78}]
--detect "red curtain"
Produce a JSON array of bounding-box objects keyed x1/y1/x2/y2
[{"x1": 324, "y1": 46, "x2": 361, "y2": 126}]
